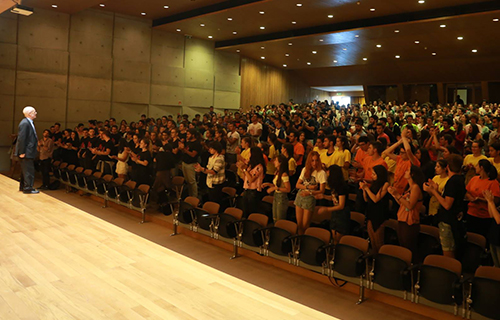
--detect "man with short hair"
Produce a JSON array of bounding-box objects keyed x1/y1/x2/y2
[
  {"x1": 16, "y1": 106, "x2": 39, "y2": 193},
  {"x1": 288, "y1": 131, "x2": 304, "y2": 166},
  {"x1": 226, "y1": 122, "x2": 240, "y2": 165}
]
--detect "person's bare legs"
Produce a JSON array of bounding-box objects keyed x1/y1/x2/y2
[
  {"x1": 302, "y1": 209, "x2": 313, "y2": 233},
  {"x1": 296, "y1": 207, "x2": 304, "y2": 235}
]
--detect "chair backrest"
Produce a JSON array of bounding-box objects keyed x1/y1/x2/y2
[
  {"x1": 467, "y1": 232, "x2": 486, "y2": 249},
  {"x1": 60, "y1": 162, "x2": 68, "y2": 169},
  {"x1": 53, "y1": 161, "x2": 61, "y2": 167},
  {"x1": 379, "y1": 245, "x2": 412, "y2": 266},
  {"x1": 248, "y1": 213, "x2": 268, "y2": 228},
  {"x1": 172, "y1": 176, "x2": 185, "y2": 186},
  {"x1": 304, "y1": 227, "x2": 331, "y2": 245},
  {"x1": 262, "y1": 195, "x2": 274, "y2": 204},
  {"x1": 84, "y1": 169, "x2": 93, "y2": 176},
  {"x1": 203, "y1": 202, "x2": 220, "y2": 214},
  {"x1": 275, "y1": 220, "x2": 298, "y2": 236},
  {"x1": 113, "y1": 178, "x2": 125, "y2": 186},
  {"x1": 222, "y1": 187, "x2": 236, "y2": 197},
  {"x1": 93, "y1": 172, "x2": 103, "y2": 179},
  {"x1": 420, "y1": 224, "x2": 440, "y2": 240},
  {"x1": 224, "y1": 207, "x2": 243, "y2": 219},
  {"x1": 383, "y1": 219, "x2": 398, "y2": 230},
  {"x1": 138, "y1": 184, "x2": 150, "y2": 194},
  {"x1": 424, "y1": 255, "x2": 462, "y2": 277},
  {"x1": 125, "y1": 180, "x2": 137, "y2": 190},
  {"x1": 350, "y1": 211, "x2": 365, "y2": 225},
  {"x1": 67, "y1": 165, "x2": 76, "y2": 171},
  {"x1": 475, "y1": 266, "x2": 500, "y2": 282},
  {"x1": 103, "y1": 174, "x2": 113, "y2": 182},
  {"x1": 339, "y1": 235, "x2": 369, "y2": 253},
  {"x1": 75, "y1": 167, "x2": 84, "y2": 173},
  {"x1": 184, "y1": 196, "x2": 200, "y2": 208}
]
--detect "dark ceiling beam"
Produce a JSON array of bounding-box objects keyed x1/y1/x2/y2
[
  {"x1": 215, "y1": 0, "x2": 500, "y2": 48},
  {"x1": 153, "y1": 0, "x2": 265, "y2": 27}
]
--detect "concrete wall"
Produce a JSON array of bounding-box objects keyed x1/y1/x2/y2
[{"x1": 0, "y1": 8, "x2": 241, "y2": 146}]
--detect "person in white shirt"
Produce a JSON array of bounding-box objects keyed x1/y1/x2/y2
[
  {"x1": 247, "y1": 115, "x2": 263, "y2": 141},
  {"x1": 226, "y1": 122, "x2": 240, "y2": 164}
]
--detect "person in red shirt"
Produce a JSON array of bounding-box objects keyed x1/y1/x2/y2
[
  {"x1": 289, "y1": 130, "x2": 305, "y2": 166},
  {"x1": 376, "y1": 122, "x2": 391, "y2": 146}
]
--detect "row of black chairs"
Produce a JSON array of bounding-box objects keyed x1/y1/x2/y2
[{"x1": 51, "y1": 161, "x2": 151, "y2": 223}]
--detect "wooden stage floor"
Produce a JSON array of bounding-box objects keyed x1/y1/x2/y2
[{"x1": 0, "y1": 175, "x2": 341, "y2": 320}]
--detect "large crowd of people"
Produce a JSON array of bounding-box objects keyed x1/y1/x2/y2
[{"x1": 10, "y1": 100, "x2": 500, "y2": 268}]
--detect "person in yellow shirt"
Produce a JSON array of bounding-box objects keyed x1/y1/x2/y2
[
  {"x1": 330, "y1": 136, "x2": 351, "y2": 181},
  {"x1": 488, "y1": 142, "x2": 500, "y2": 180},
  {"x1": 282, "y1": 143, "x2": 297, "y2": 177},
  {"x1": 320, "y1": 135, "x2": 336, "y2": 169},
  {"x1": 236, "y1": 137, "x2": 252, "y2": 180},
  {"x1": 313, "y1": 135, "x2": 327, "y2": 156},
  {"x1": 428, "y1": 160, "x2": 450, "y2": 218},
  {"x1": 463, "y1": 140, "x2": 487, "y2": 185}
]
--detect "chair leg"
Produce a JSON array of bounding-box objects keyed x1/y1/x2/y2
[
  {"x1": 230, "y1": 239, "x2": 238, "y2": 259},
  {"x1": 356, "y1": 276, "x2": 364, "y2": 305},
  {"x1": 141, "y1": 209, "x2": 145, "y2": 224}
]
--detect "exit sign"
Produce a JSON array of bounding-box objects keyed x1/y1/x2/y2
[{"x1": 336, "y1": 92, "x2": 342, "y2": 96}]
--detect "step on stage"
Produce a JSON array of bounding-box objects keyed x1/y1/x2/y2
[{"x1": 0, "y1": 175, "x2": 338, "y2": 320}]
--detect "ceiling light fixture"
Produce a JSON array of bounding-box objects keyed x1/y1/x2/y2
[
  {"x1": 141, "y1": 12, "x2": 146, "y2": 15},
  {"x1": 376, "y1": 44, "x2": 382, "y2": 48},
  {"x1": 327, "y1": 14, "x2": 333, "y2": 18},
  {"x1": 176, "y1": 28, "x2": 181, "y2": 32},
  {"x1": 164, "y1": 5, "x2": 169, "y2": 9},
  {"x1": 51, "y1": 4, "x2": 58, "y2": 8},
  {"x1": 363, "y1": 58, "x2": 368, "y2": 61},
  {"x1": 100, "y1": 3, "x2": 105, "y2": 7},
  {"x1": 457, "y1": 36, "x2": 464, "y2": 40},
  {"x1": 342, "y1": 48, "x2": 346, "y2": 50},
  {"x1": 355, "y1": 35, "x2": 359, "y2": 38},
  {"x1": 472, "y1": 49, "x2": 478, "y2": 53},
  {"x1": 285, "y1": 53, "x2": 290, "y2": 56},
  {"x1": 440, "y1": 24, "x2": 446, "y2": 28},
  {"x1": 418, "y1": 0, "x2": 425, "y2": 3},
  {"x1": 292, "y1": 21, "x2": 297, "y2": 24},
  {"x1": 288, "y1": 42, "x2": 293, "y2": 46},
  {"x1": 259, "y1": 11, "x2": 265, "y2": 14},
  {"x1": 307, "y1": 62, "x2": 311, "y2": 65},
  {"x1": 261, "y1": 56, "x2": 265, "y2": 59},
  {"x1": 261, "y1": 46, "x2": 265, "y2": 49},
  {"x1": 296, "y1": 3, "x2": 303, "y2": 7},
  {"x1": 312, "y1": 51, "x2": 317, "y2": 54},
  {"x1": 208, "y1": 35, "x2": 213, "y2": 39},
  {"x1": 260, "y1": 26, "x2": 265, "y2": 29},
  {"x1": 233, "y1": 31, "x2": 237, "y2": 34},
  {"x1": 493, "y1": 18, "x2": 499, "y2": 22},
  {"x1": 228, "y1": 17, "x2": 232, "y2": 21},
  {"x1": 319, "y1": 39, "x2": 324, "y2": 42},
  {"x1": 370, "y1": 8, "x2": 375, "y2": 11},
  {"x1": 415, "y1": 40, "x2": 420, "y2": 44},
  {"x1": 395, "y1": 55, "x2": 400, "y2": 58},
  {"x1": 283, "y1": 64, "x2": 287, "y2": 67},
  {"x1": 200, "y1": 23, "x2": 205, "y2": 27},
  {"x1": 432, "y1": 52, "x2": 437, "y2": 55},
  {"x1": 394, "y1": 29, "x2": 400, "y2": 33},
  {"x1": 236, "y1": 49, "x2": 240, "y2": 52},
  {"x1": 333, "y1": 60, "x2": 338, "y2": 63}
]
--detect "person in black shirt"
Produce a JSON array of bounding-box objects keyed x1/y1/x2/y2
[
  {"x1": 152, "y1": 144, "x2": 176, "y2": 202},
  {"x1": 77, "y1": 128, "x2": 89, "y2": 167},
  {"x1": 90, "y1": 130, "x2": 114, "y2": 174},
  {"x1": 130, "y1": 138, "x2": 152, "y2": 186},
  {"x1": 179, "y1": 129, "x2": 202, "y2": 198},
  {"x1": 424, "y1": 154, "x2": 466, "y2": 259}
]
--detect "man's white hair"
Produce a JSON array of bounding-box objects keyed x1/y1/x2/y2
[{"x1": 23, "y1": 106, "x2": 35, "y2": 117}]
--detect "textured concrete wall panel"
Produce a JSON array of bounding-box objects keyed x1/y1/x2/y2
[
  {"x1": 148, "y1": 104, "x2": 182, "y2": 119},
  {"x1": 152, "y1": 29, "x2": 184, "y2": 49},
  {"x1": 18, "y1": 9, "x2": 69, "y2": 50},
  {"x1": 15, "y1": 96, "x2": 66, "y2": 122},
  {"x1": 0, "y1": 94, "x2": 14, "y2": 122},
  {"x1": 0, "y1": 68, "x2": 15, "y2": 94},
  {"x1": 69, "y1": 54, "x2": 112, "y2": 79},
  {"x1": 68, "y1": 76, "x2": 111, "y2": 101},
  {"x1": 214, "y1": 51, "x2": 240, "y2": 75},
  {"x1": 185, "y1": 69, "x2": 214, "y2": 90},
  {"x1": 113, "y1": 16, "x2": 151, "y2": 62},
  {"x1": 214, "y1": 91, "x2": 240, "y2": 110},
  {"x1": 17, "y1": 46, "x2": 69, "y2": 75},
  {"x1": 0, "y1": 43, "x2": 17, "y2": 69},
  {"x1": 113, "y1": 60, "x2": 151, "y2": 83},
  {"x1": 69, "y1": 10, "x2": 113, "y2": 57},
  {"x1": 214, "y1": 73, "x2": 241, "y2": 92},
  {"x1": 16, "y1": 71, "x2": 67, "y2": 98},
  {"x1": 185, "y1": 38, "x2": 214, "y2": 72},
  {"x1": 112, "y1": 81, "x2": 150, "y2": 104},
  {"x1": 151, "y1": 65, "x2": 185, "y2": 87},
  {"x1": 0, "y1": 15, "x2": 17, "y2": 44},
  {"x1": 184, "y1": 87, "x2": 213, "y2": 107},
  {"x1": 151, "y1": 45, "x2": 184, "y2": 68},
  {"x1": 150, "y1": 84, "x2": 184, "y2": 106},
  {"x1": 111, "y1": 102, "x2": 148, "y2": 122},
  {"x1": 69, "y1": 30, "x2": 113, "y2": 57},
  {"x1": 67, "y1": 99, "x2": 111, "y2": 123}
]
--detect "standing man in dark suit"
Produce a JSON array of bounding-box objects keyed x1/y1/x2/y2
[{"x1": 15, "y1": 106, "x2": 39, "y2": 194}]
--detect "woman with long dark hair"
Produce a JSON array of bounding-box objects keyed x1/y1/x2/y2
[
  {"x1": 360, "y1": 165, "x2": 389, "y2": 254},
  {"x1": 388, "y1": 165, "x2": 425, "y2": 262},
  {"x1": 294, "y1": 151, "x2": 327, "y2": 235},
  {"x1": 239, "y1": 146, "x2": 266, "y2": 218},
  {"x1": 263, "y1": 154, "x2": 291, "y2": 222},
  {"x1": 131, "y1": 138, "x2": 152, "y2": 186},
  {"x1": 416, "y1": 147, "x2": 435, "y2": 181}
]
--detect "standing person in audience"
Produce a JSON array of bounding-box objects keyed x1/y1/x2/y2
[
  {"x1": 294, "y1": 151, "x2": 327, "y2": 235},
  {"x1": 488, "y1": 142, "x2": 500, "y2": 179},
  {"x1": 360, "y1": 165, "x2": 389, "y2": 254},
  {"x1": 195, "y1": 141, "x2": 225, "y2": 202},
  {"x1": 238, "y1": 146, "x2": 266, "y2": 218},
  {"x1": 282, "y1": 143, "x2": 297, "y2": 177},
  {"x1": 320, "y1": 135, "x2": 336, "y2": 169},
  {"x1": 179, "y1": 129, "x2": 202, "y2": 198},
  {"x1": 289, "y1": 131, "x2": 305, "y2": 168},
  {"x1": 37, "y1": 129, "x2": 54, "y2": 190},
  {"x1": 16, "y1": 106, "x2": 39, "y2": 193},
  {"x1": 112, "y1": 139, "x2": 130, "y2": 180},
  {"x1": 152, "y1": 144, "x2": 176, "y2": 203},
  {"x1": 265, "y1": 133, "x2": 278, "y2": 182},
  {"x1": 427, "y1": 160, "x2": 449, "y2": 223},
  {"x1": 130, "y1": 138, "x2": 152, "y2": 186},
  {"x1": 331, "y1": 136, "x2": 351, "y2": 181},
  {"x1": 65, "y1": 130, "x2": 80, "y2": 166},
  {"x1": 424, "y1": 154, "x2": 466, "y2": 259},
  {"x1": 263, "y1": 154, "x2": 291, "y2": 222},
  {"x1": 483, "y1": 189, "x2": 500, "y2": 267},
  {"x1": 248, "y1": 114, "x2": 263, "y2": 142},
  {"x1": 236, "y1": 136, "x2": 253, "y2": 181},
  {"x1": 463, "y1": 140, "x2": 487, "y2": 184},
  {"x1": 318, "y1": 165, "x2": 350, "y2": 244},
  {"x1": 465, "y1": 159, "x2": 500, "y2": 238},
  {"x1": 388, "y1": 165, "x2": 425, "y2": 263}
]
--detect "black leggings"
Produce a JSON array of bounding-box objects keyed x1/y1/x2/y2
[{"x1": 397, "y1": 221, "x2": 420, "y2": 263}]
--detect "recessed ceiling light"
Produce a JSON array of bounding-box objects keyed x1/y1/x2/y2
[
  {"x1": 288, "y1": 42, "x2": 293, "y2": 46},
  {"x1": 307, "y1": 62, "x2": 311, "y2": 65},
  {"x1": 440, "y1": 24, "x2": 446, "y2": 28},
  {"x1": 342, "y1": 48, "x2": 346, "y2": 50},
  {"x1": 261, "y1": 56, "x2": 265, "y2": 59},
  {"x1": 259, "y1": 11, "x2": 265, "y2": 14},
  {"x1": 333, "y1": 60, "x2": 337, "y2": 63},
  {"x1": 418, "y1": 0, "x2": 425, "y2": 3},
  {"x1": 292, "y1": 21, "x2": 297, "y2": 24},
  {"x1": 376, "y1": 44, "x2": 382, "y2": 48},
  {"x1": 472, "y1": 49, "x2": 478, "y2": 53},
  {"x1": 363, "y1": 58, "x2": 368, "y2": 61},
  {"x1": 319, "y1": 39, "x2": 324, "y2": 42},
  {"x1": 164, "y1": 5, "x2": 169, "y2": 9},
  {"x1": 236, "y1": 49, "x2": 240, "y2": 52},
  {"x1": 394, "y1": 29, "x2": 400, "y2": 33},
  {"x1": 327, "y1": 15, "x2": 333, "y2": 18},
  {"x1": 395, "y1": 55, "x2": 400, "y2": 58},
  {"x1": 260, "y1": 26, "x2": 265, "y2": 30},
  {"x1": 312, "y1": 51, "x2": 317, "y2": 54},
  {"x1": 208, "y1": 35, "x2": 213, "y2": 39},
  {"x1": 457, "y1": 36, "x2": 464, "y2": 40},
  {"x1": 415, "y1": 40, "x2": 420, "y2": 44},
  {"x1": 100, "y1": 3, "x2": 105, "y2": 7},
  {"x1": 141, "y1": 12, "x2": 146, "y2": 16},
  {"x1": 227, "y1": 17, "x2": 232, "y2": 21},
  {"x1": 432, "y1": 52, "x2": 437, "y2": 55},
  {"x1": 261, "y1": 46, "x2": 265, "y2": 49},
  {"x1": 370, "y1": 8, "x2": 375, "y2": 11},
  {"x1": 296, "y1": 3, "x2": 303, "y2": 7},
  {"x1": 176, "y1": 28, "x2": 181, "y2": 32},
  {"x1": 200, "y1": 23, "x2": 205, "y2": 27},
  {"x1": 233, "y1": 31, "x2": 237, "y2": 34},
  {"x1": 355, "y1": 35, "x2": 359, "y2": 38},
  {"x1": 51, "y1": 4, "x2": 58, "y2": 8},
  {"x1": 494, "y1": 18, "x2": 499, "y2": 22},
  {"x1": 285, "y1": 53, "x2": 290, "y2": 56},
  {"x1": 283, "y1": 64, "x2": 287, "y2": 67}
]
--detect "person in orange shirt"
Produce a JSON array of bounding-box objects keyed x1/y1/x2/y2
[{"x1": 465, "y1": 159, "x2": 500, "y2": 238}]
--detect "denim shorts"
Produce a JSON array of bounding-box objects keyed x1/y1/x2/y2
[
  {"x1": 438, "y1": 222, "x2": 455, "y2": 251},
  {"x1": 294, "y1": 191, "x2": 316, "y2": 211}
]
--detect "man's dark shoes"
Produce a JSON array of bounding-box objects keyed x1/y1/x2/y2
[
  {"x1": 38, "y1": 185, "x2": 48, "y2": 190},
  {"x1": 23, "y1": 189, "x2": 40, "y2": 194}
]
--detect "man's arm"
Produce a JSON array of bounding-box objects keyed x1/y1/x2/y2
[{"x1": 17, "y1": 121, "x2": 28, "y2": 157}]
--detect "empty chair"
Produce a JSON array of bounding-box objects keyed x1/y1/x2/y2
[
  {"x1": 331, "y1": 235, "x2": 370, "y2": 304},
  {"x1": 414, "y1": 255, "x2": 463, "y2": 315},
  {"x1": 466, "y1": 266, "x2": 500, "y2": 320},
  {"x1": 85, "y1": 171, "x2": 103, "y2": 192},
  {"x1": 216, "y1": 207, "x2": 243, "y2": 239},
  {"x1": 259, "y1": 195, "x2": 274, "y2": 222},
  {"x1": 107, "y1": 178, "x2": 125, "y2": 200},
  {"x1": 193, "y1": 201, "x2": 220, "y2": 234},
  {"x1": 462, "y1": 232, "x2": 487, "y2": 275},
  {"x1": 96, "y1": 174, "x2": 113, "y2": 196},
  {"x1": 264, "y1": 220, "x2": 297, "y2": 261},
  {"x1": 369, "y1": 245, "x2": 413, "y2": 300},
  {"x1": 383, "y1": 219, "x2": 399, "y2": 246},
  {"x1": 350, "y1": 211, "x2": 366, "y2": 238},
  {"x1": 77, "y1": 169, "x2": 93, "y2": 189},
  {"x1": 165, "y1": 176, "x2": 185, "y2": 218},
  {"x1": 131, "y1": 184, "x2": 150, "y2": 223},
  {"x1": 61, "y1": 164, "x2": 75, "y2": 183},
  {"x1": 417, "y1": 224, "x2": 442, "y2": 263},
  {"x1": 232, "y1": 213, "x2": 268, "y2": 258},
  {"x1": 69, "y1": 167, "x2": 84, "y2": 186},
  {"x1": 174, "y1": 196, "x2": 200, "y2": 230},
  {"x1": 294, "y1": 227, "x2": 332, "y2": 273},
  {"x1": 118, "y1": 180, "x2": 137, "y2": 205},
  {"x1": 55, "y1": 162, "x2": 68, "y2": 181},
  {"x1": 220, "y1": 187, "x2": 237, "y2": 209}
]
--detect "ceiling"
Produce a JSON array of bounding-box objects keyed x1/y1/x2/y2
[
  {"x1": 313, "y1": 86, "x2": 364, "y2": 92},
  {"x1": 10, "y1": 0, "x2": 500, "y2": 74}
]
